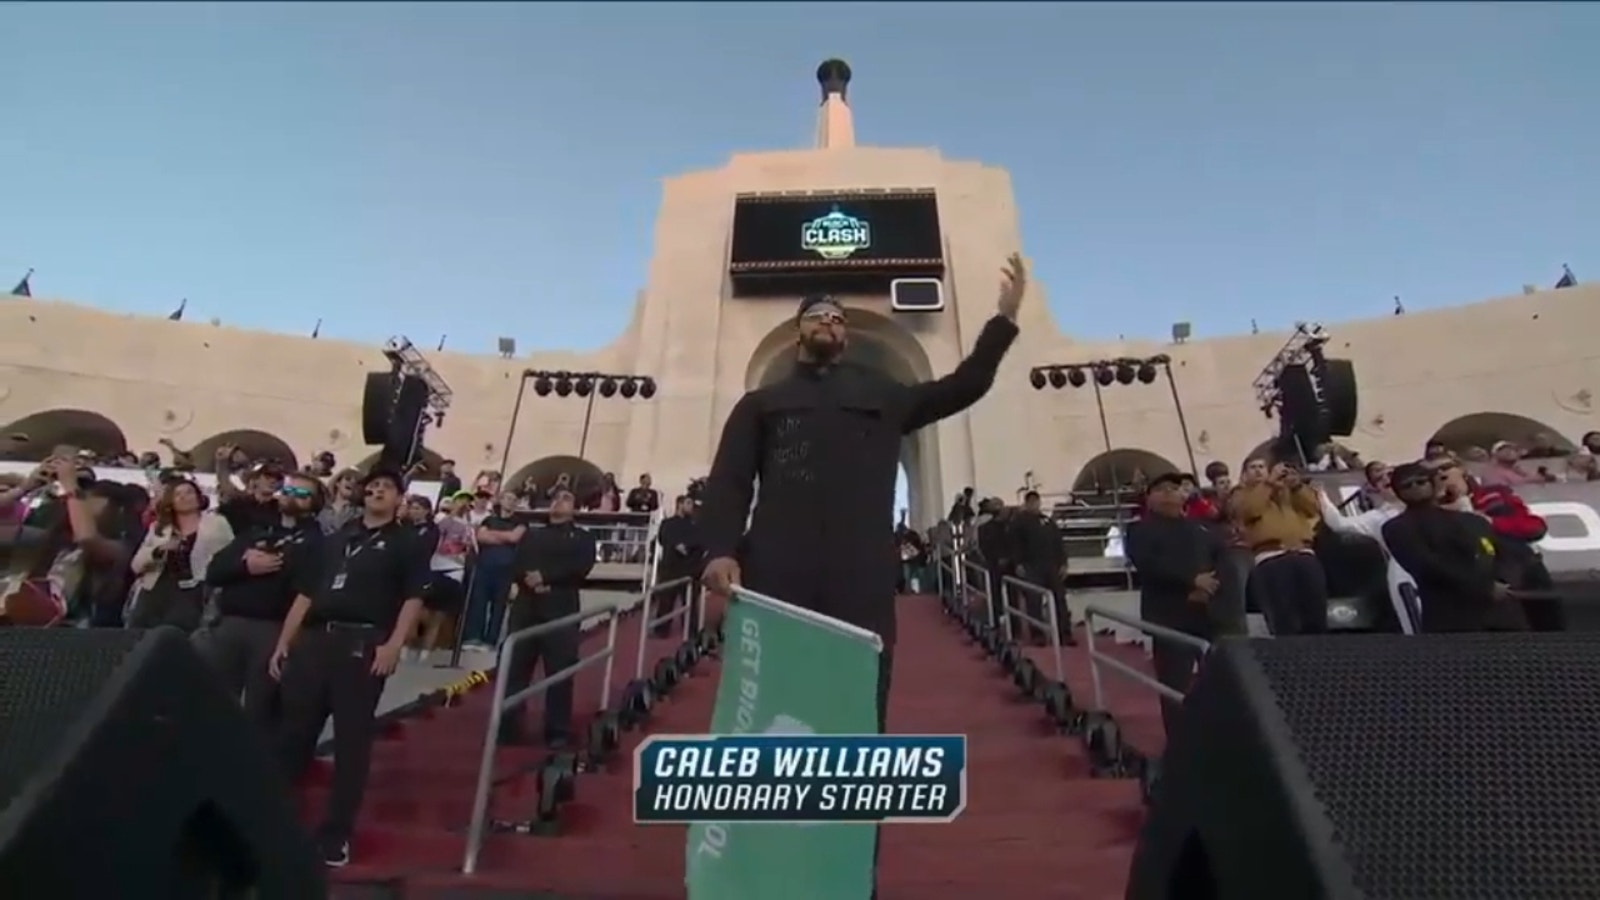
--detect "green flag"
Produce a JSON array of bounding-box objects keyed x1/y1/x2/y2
[{"x1": 686, "y1": 588, "x2": 883, "y2": 900}]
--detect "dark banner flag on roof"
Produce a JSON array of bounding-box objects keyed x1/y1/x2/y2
[
  {"x1": 10, "y1": 269, "x2": 32, "y2": 297},
  {"x1": 168, "y1": 299, "x2": 187, "y2": 321},
  {"x1": 1556, "y1": 265, "x2": 1577, "y2": 289}
]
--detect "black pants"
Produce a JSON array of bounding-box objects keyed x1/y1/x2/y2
[
  {"x1": 1250, "y1": 552, "x2": 1328, "y2": 636},
  {"x1": 276, "y1": 624, "x2": 388, "y2": 844},
  {"x1": 871, "y1": 648, "x2": 893, "y2": 896},
  {"x1": 1211, "y1": 548, "x2": 1254, "y2": 637},
  {"x1": 651, "y1": 566, "x2": 697, "y2": 637},
  {"x1": 1150, "y1": 626, "x2": 1204, "y2": 739},
  {"x1": 195, "y1": 615, "x2": 282, "y2": 732},
  {"x1": 499, "y1": 598, "x2": 581, "y2": 744},
  {"x1": 129, "y1": 580, "x2": 205, "y2": 633}
]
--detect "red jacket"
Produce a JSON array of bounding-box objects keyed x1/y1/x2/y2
[{"x1": 1470, "y1": 485, "x2": 1547, "y2": 543}]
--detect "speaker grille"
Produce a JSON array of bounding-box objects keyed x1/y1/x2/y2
[
  {"x1": 0, "y1": 629, "x2": 145, "y2": 811},
  {"x1": 1252, "y1": 633, "x2": 1600, "y2": 899}
]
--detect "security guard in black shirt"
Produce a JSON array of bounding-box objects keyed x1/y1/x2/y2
[
  {"x1": 269, "y1": 468, "x2": 429, "y2": 867},
  {"x1": 199, "y1": 472, "x2": 327, "y2": 731},
  {"x1": 652, "y1": 494, "x2": 702, "y2": 636},
  {"x1": 500, "y1": 488, "x2": 597, "y2": 748}
]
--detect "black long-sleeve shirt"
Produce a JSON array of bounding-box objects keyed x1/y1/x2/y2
[
  {"x1": 697, "y1": 314, "x2": 1019, "y2": 643},
  {"x1": 1125, "y1": 514, "x2": 1224, "y2": 631},
  {"x1": 1382, "y1": 506, "x2": 1526, "y2": 633},
  {"x1": 1009, "y1": 511, "x2": 1065, "y2": 579},
  {"x1": 206, "y1": 516, "x2": 324, "y2": 621},
  {"x1": 510, "y1": 521, "x2": 597, "y2": 619}
]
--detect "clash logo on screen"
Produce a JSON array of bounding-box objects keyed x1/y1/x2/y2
[{"x1": 800, "y1": 206, "x2": 872, "y2": 260}]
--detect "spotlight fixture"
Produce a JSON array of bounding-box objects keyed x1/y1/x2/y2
[
  {"x1": 638, "y1": 377, "x2": 657, "y2": 399},
  {"x1": 620, "y1": 377, "x2": 638, "y2": 399},
  {"x1": 574, "y1": 375, "x2": 594, "y2": 398},
  {"x1": 1022, "y1": 353, "x2": 1198, "y2": 478},
  {"x1": 533, "y1": 375, "x2": 554, "y2": 397},
  {"x1": 554, "y1": 373, "x2": 574, "y2": 397},
  {"x1": 598, "y1": 376, "x2": 618, "y2": 398}
]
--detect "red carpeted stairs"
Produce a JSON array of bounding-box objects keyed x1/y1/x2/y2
[{"x1": 305, "y1": 595, "x2": 1161, "y2": 898}]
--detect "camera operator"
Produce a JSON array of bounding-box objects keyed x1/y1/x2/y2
[
  {"x1": 269, "y1": 468, "x2": 429, "y2": 867},
  {"x1": 499, "y1": 488, "x2": 596, "y2": 748},
  {"x1": 128, "y1": 477, "x2": 234, "y2": 632},
  {"x1": 653, "y1": 494, "x2": 702, "y2": 636},
  {"x1": 199, "y1": 472, "x2": 325, "y2": 729}
]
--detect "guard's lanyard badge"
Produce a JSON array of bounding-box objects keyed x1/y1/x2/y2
[{"x1": 332, "y1": 528, "x2": 384, "y2": 591}]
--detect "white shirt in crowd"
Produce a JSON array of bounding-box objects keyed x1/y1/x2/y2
[{"x1": 1316, "y1": 491, "x2": 1418, "y2": 634}]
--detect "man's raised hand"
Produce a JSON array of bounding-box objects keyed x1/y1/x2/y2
[{"x1": 997, "y1": 252, "x2": 1027, "y2": 321}]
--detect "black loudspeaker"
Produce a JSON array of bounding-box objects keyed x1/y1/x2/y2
[
  {"x1": 0, "y1": 628, "x2": 325, "y2": 899},
  {"x1": 361, "y1": 371, "x2": 395, "y2": 446},
  {"x1": 379, "y1": 374, "x2": 429, "y2": 472},
  {"x1": 1275, "y1": 363, "x2": 1326, "y2": 454},
  {"x1": 1128, "y1": 633, "x2": 1600, "y2": 900},
  {"x1": 1319, "y1": 358, "x2": 1358, "y2": 438}
]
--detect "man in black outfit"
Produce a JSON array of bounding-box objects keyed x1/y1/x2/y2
[
  {"x1": 626, "y1": 473, "x2": 661, "y2": 516},
  {"x1": 499, "y1": 488, "x2": 597, "y2": 748},
  {"x1": 698, "y1": 253, "x2": 1028, "y2": 895},
  {"x1": 269, "y1": 468, "x2": 429, "y2": 867},
  {"x1": 653, "y1": 494, "x2": 702, "y2": 636},
  {"x1": 1124, "y1": 472, "x2": 1224, "y2": 738},
  {"x1": 200, "y1": 472, "x2": 327, "y2": 731},
  {"x1": 974, "y1": 500, "x2": 1014, "y2": 629},
  {"x1": 1010, "y1": 490, "x2": 1074, "y2": 645},
  {"x1": 1381, "y1": 462, "x2": 1528, "y2": 633}
]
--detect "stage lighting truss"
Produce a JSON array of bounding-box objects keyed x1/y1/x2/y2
[
  {"x1": 1027, "y1": 355, "x2": 1169, "y2": 392},
  {"x1": 382, "y1": 337, "x2": 454, "y2": 425},
  {"x1": 529, "y1": 370, "x2": 658, "y2": 401},
  {"x1": 1250, "y1": 322, "x2": 1331, "y2": 417}
]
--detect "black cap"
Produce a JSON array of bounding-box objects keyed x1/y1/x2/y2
[
  {"x1": 797, "y1": 294, "x2": 844, "y2": 321},
  {"x1": 1390, "y1": 462, "x2": 1433, "y2": 488},
  {"x1": 362, "y1": 467, "x2": 406, "y2": 492},
  {"x1": 1147, "y1": 471, "x2": 1187, "y2": 490}
]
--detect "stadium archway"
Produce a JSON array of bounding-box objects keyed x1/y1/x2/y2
[
  {"x1": 743, "y1": 307, "x2": 941, "y2": 527},
  {"x1": 508, "y1": 455, "x2": 606, "y2": 504},
  {"x1": 1071, "y1": 448, "x2": 1178, "y2": 497},
  {"x1": 1428, "y1": 412, "x2": 1576, "y2": 455},
  {"x1": 189, "y1": 429, "x2": 299, "y2": 471},
  {"x1": 0, "y1": 408, "x2": 128, "y2": 461}
]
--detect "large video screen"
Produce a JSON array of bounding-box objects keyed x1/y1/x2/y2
[{"x1": 729, "y1": 191, "x2": 944, "y2": 293}]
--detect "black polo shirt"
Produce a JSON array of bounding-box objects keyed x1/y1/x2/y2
[{"x1": 305, "y1": 517, "x2": 430, "y2": 630}]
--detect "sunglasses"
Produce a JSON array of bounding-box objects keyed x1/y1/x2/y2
[
  {"x1": 279, "y1": 486, "x2": 314, "y2": 500},
  {"x1": 801, "y1": 309, "x2": 847, "y2": 325},
  {"x1": 1395, "y1": 477, "x2": 1433, "y2": 492}
]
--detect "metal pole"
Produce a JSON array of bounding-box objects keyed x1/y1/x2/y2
[
  {"x1": 1091, "y1": 375, "x2": 1132, "y2": 589},
  {"x1": 577, "y1": 388, "x2": 599, "y2": 460},
  {"x1": 496, "y1": 371, "x2": 533, "y2": 483},
  {"x1": 1161, "y1": 361, "x2": 1200, "y2": 476}
]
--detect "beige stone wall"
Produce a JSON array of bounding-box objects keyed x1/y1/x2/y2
[{"x1": 4, "y1": 144, "x2": 1596, "y2": 525}]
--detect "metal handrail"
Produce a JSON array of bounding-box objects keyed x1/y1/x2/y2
[
  {"x1": 1082, "y1": 602, "x2": 1211, "y2": 709},
  {"x1": 961, "y1": 557, "x2": 993, "y2": 627},
  {"x1": 1000, "y1": 575, "x2": 1066, "y2": 684},
  {"x1": 634, "y1": 576, "x2": 698, "y2": 679},
  {"x1": 461, "y1": 597, "x2": 629, "y2": 874}
]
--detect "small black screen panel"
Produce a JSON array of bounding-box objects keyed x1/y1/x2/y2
[
  {"x1": 729, "y1": 192, "x2": 944, "y2": 275},
  {"x1": 891, "y1": 278, "x2": 944, "y2": 311}
]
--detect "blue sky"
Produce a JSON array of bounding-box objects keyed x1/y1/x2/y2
[{"x1": 4, "y1": 3, "x2": 1595, "y2": 356}]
